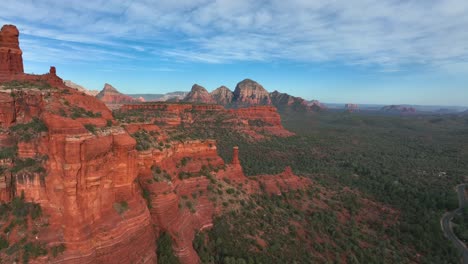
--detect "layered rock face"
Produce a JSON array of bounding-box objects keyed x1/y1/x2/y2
[
  {"x1": 183, "y1": 84, "x2": 215, "y2": 104},
  {"x1": 233, "y1": 79, "x2": 272, "y2": 106},
  {"x1": 211, "y1": 86, "x2": 233, "y2": 105},
  {"x1": 0, "y1": 25, "x2": 23, "y2": 79},
  {"x1": 0, "y1": 85, "x2": 157, "y2": 263},
  {"x1": 96, "y1": 83, "x2": 137, "y2": 109},
  {"x1": 0, "y1": 25, "x2": 157, "y2": 261}
]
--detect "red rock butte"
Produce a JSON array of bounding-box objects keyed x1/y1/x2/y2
[{"x1": 0, "y1": 25, "x2": 24, "y2": 77}]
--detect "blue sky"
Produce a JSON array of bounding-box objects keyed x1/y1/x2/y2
[{"x1": 1, "y1": 0, "x2": 468, "y2": 106}]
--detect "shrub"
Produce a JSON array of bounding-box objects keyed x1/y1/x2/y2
[
  {"x1": 113, "y1": 201, "x2": 129, "y2": 215},
  {"x1": 10, "y1": 118, "x2": 48, "y2": 142},
  {"x1": 51, "y1": 244, "x2": 66, "y2": 257},
  {"x1": 0, "y1": 146, "x2": 16, "y2": 159},
  {"x1": 0, "y1": 235, "x2": 9, "y2": 250},
  {"x1": 156, "y1": 233, "x2": 180, "y2": 264},
  {"x1": 84, "y1": 124, "x2": 97, "y2": 134}
]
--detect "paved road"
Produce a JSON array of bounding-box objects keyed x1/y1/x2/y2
[{"x1": 441, "y1": 184, "x2": 468, "y2": 264}]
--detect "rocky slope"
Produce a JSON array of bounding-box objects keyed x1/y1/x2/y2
[
  {"x1": 63, "y1": 80, "x2": 99, "y2": 96},
  {"x1": 183, "y1": 84, "x2": 215, "y2": 104}
]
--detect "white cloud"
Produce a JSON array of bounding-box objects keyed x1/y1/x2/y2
[{"x1": 1, "y1": 0, "x2": 468, "y2": 72}]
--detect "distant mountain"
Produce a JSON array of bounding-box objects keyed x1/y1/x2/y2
[
  {"x1": 96, "y1": 83, "x2": 138, "y2": 107},
  {"x1": 270, "y1": 90, "x2": 310, "y2": 112},
  {"x1": 233, "y1": 79, "x2": 272, "y2": 106},
  {"x1": 180, "y1": 79, "x2": 324, "y2": 112},
  {"x1": 183, "y1": 84, "x2": 216, "y2": 104},
  {"x1": 128, "y1": 91, "x2": 188, "y2": 102},
  {"x1": 211, "y1": 86, "x2": 234, "y2": 105},
  {"x1": 307, "y1": 100, "x2": 327, "y2": 111},
  {"x1": 345, "y1": 104, "x2": 359, "y2": 112},
  {"x1": 64, "y1": 80, "x2": 99, "y2": 96},
  {"x1": 380, "y1": 105, "x2": 416, "y2": 114}
]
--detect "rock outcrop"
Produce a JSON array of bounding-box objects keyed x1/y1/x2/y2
[
  {"x1": 233, "y1": 79, "x2": 272, "y2": 106},
  {"x1": 183, "y1": 84, "x2": 215, "y2": 104},
  {"x1": 64, "y1": 80, "x2": 99, "y2": 96},
  {"x1": 0, "y1": 25, "x2": 23, "y2": 79},
  {"x1": 96, "y1": 83, "x2": 137, "y2": 109},
  {"x1": 211, "y1": 86, "x2": 234, "y2": 105}
]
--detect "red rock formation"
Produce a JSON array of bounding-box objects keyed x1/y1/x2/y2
[
  {"x1": 233, "y1": 79, "x2": 272, "y2": 106},
  {"x1": 96, "y1": 83, "x2": 137, "y2": 109},
  {"x1": 0, "y1": 38, "x2": 156, "y2": 263},
  {"x1": 232, "y1": 146, "x2": 240, "y2": 165},
  {"x1": 211, "y1": 86, "x2": 233, "y2": 105},
  {"x1": 183, "y1": 84, "x2": 216, "y2": 104},
  {"x1": 256, "y1": 166, "x2": 311, "y2": 195},
  {"x1": 0, "y1": 25, "x2": 23, "y2": 79}
]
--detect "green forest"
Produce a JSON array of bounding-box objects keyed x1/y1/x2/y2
[{"x1": 177, "y1": 110, "x2": 468, "y2": 263}]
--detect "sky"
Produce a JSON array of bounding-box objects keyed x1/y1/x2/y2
[{"x1": 1, "y1": 0, "x2": 468, "y2": 106}]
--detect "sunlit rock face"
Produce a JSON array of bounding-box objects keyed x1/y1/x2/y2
[{"x1": 0, "y1": 25, "x2": 23, "y2": 78}]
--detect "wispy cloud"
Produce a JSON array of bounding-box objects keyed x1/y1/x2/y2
[{"x1": 1, "y1": 0, "x2": 468, "y2": 73}]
